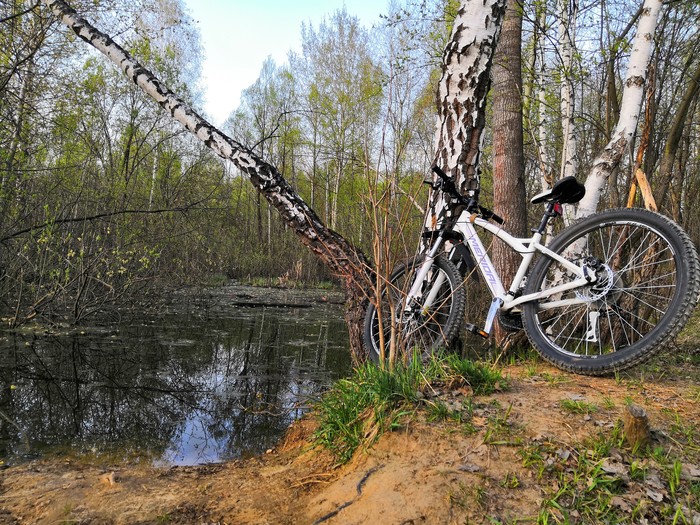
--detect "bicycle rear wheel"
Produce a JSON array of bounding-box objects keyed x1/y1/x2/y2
[
  {"x1": 522, "y1": 208, "x2": 700, "y2": 375},
  {"x1": 363, "y1": 255, "x2": 466, "y2": 363}
]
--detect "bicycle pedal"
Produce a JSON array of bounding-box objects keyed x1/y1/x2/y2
[{"x1": 465, "y1": 323, "x2": 489, "y2": 339}]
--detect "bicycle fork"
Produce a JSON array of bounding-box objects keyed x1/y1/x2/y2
[{"x1": 403, "y1": 238, "x2": 447, "y2": 317}]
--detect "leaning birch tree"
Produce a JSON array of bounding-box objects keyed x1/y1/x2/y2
[
  {"x1": 39, "y1": 0, "x2": 374, "y2": 355},
  {"x1": 576, "y1": 0, "x2": 663, "y2": 218},
  {"x1": 41, "y1": 0, "x2": 509, "y2": 359}
]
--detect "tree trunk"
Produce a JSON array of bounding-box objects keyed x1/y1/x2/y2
[
  {"x1": 536, "y1": 3, "x2": 554, "y2": 194},
  {"x1": 428, "y1": 0, "x2": 507, "y2": 226},
  {"x1": 40, "y1": 0, "x2": 373, "y2": 359},
  {"x1": 656, "y1": 60, "x2": 700, "y2": 213},
  {"x1": 576, "y1": 0, "x2": 662, "y2": 218},
  {"x1": 491, "y1": 0, "x2": 527, "y2": 341},
  {"x1": 558, "y1": 0, "x2": 578, "y2": 181}
]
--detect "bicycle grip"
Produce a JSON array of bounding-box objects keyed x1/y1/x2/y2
[{"x1": 431, "y1": 165, "x2": 450, "y2": 181}]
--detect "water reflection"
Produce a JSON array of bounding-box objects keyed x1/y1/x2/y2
[{"x1": 0, "y1": 298, "x2": 351, "y2": 465}]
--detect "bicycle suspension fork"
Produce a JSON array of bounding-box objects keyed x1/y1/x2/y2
[{"x1": 404, "y1": 235, "x2": 447, "y2": 316}]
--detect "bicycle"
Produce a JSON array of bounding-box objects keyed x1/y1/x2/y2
[{"x1": 363, "y1": 166, "x2": 700, "y2": 375}]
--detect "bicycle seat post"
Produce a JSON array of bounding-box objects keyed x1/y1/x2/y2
[{"x1": 534, "y1": 202, "x2": 562, "y2": 235}]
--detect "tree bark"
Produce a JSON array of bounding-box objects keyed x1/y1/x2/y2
[
  {"x1": 536, "y1": 3, "x2": 554, "y2": 194},
  {"x1": 576, "y1": 0, "x2": 662, "y2": 218},
  {"x1": 623, "y1": 403, "x2": 651, "y2": 451},
  {"x1": 656, "y1": 60, "x2": 700, "y2": 212},
  {"x1": 428, "y1": 0, "x2": 507, "y2": 227},
  {"x1": 491, "y1": 0, "x2": 527, "y2": 340},
  {"x1": 558, "y1": 0, "x2": 578, "y2": 182},
  {"x1": 40, "y1": 0, "x2": 373, "y2": 358}
]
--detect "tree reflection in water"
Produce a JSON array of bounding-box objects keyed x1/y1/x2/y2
[{"x1": 0, "y1": 304, "x2": 351, "y2": 465}]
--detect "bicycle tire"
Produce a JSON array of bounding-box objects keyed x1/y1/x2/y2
[
  {"x1": 522, "y1": 208, "x2": 700, "y2": 375},
  {"x1": 363, "y1": 255, "x2": 466, "y2": 363}
]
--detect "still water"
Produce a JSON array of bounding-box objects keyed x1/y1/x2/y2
[{"x1": 0, "y1": 287, "x2": 352, "y2": 466}]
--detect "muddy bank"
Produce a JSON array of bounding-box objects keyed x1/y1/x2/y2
[{"x1": 1, "y1": 362, "x2": 698, "y2": 524}]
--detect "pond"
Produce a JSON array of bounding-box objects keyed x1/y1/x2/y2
[{"x1": 0, "y1": 286, "x2": 352, "y2": 466}]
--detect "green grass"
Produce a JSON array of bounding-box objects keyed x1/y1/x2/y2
[
  {"x1": 559, "y1": 398, "x2": 598, "y2": 414},
  {"x1": 312, "y1": 355, "x2": 421, "y2": 463},
  {"x1": 523, "y1": 421, "x2": 700, "y2": 524},
  {"x1": 312, "y1": 352, "x2": 504, "y2": 463}
]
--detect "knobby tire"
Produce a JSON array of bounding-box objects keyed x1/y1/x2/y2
[{"x1": 522, "y1": 208, "x2": 700, "y2": 375}]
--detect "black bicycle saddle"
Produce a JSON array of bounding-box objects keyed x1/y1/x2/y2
[{"x1": 530, "y1": 176, "x2": 586, "y2": 205}]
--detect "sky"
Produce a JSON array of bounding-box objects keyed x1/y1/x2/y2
[{"x1": 182, "y1": 1, "x2": 387, "y2": 126}]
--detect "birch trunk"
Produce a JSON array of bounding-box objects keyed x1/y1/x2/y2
[
  {"x1": 558, "y1": 0, "x2": 578, "y2": 182},
  {"x1": 576, "y1": 0, "x2": 662, "y2": 218},
  {"x1": 537, "y1": 5, "x2": 553, "y2": 193},
  {"x1": 427, "y1": 0, "x2": 507, "y2": 228},
  {"x1": 40, "y1": 0, "x2": 372, "y2": 357}
]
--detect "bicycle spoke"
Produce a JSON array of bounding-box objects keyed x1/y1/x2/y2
[{"x1": 528, "y1": 216, "x2": 687, "y2": 361}]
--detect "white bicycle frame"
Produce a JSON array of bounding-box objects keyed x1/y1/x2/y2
[{"x1": 405, "y1": 209, "x2": 597, "y2": 336}]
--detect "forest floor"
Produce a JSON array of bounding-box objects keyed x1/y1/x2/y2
[{"x1": 1, "y1": 314, "x2": 699, "y2": 524}]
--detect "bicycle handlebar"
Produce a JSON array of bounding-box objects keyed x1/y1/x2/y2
[{"x1": 429, "y1": 166, "x2": 504, "y2": 225}]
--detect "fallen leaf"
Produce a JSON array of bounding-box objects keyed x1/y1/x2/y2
[
  {"x1": 610, "y1": 496, "x2": 632, "y2": 512},
  {"x1": 646, "y1": 488, "x2": 663, "y2": 502},
  {"x1": 601, "y1": 459, "x2": 629, "y2": 480},
  {"x1": 681, "y1": 464, "x2": 700, "y2": 481}
]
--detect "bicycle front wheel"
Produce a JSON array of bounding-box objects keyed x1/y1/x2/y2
[
  {"x1": 363, "y1": 255, "x2": 466, "y2": 363},
  {"x1": 522, "y1": 208, "x2": 700, "y2": 375}
]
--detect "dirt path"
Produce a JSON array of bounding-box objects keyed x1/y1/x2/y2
[{"x1": 1, "y1": 363, "x2": 698, "y2": 524}]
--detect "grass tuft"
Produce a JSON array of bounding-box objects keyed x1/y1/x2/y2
[{"x1": 312, "y1": 352, "x2": 505, "y2": 463}]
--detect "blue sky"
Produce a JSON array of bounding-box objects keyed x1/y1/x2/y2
[{"x1": 182, "y1": 1, "x2": 386, "y2": 125}]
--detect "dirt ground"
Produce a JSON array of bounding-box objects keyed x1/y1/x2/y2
[{"x1": 1, "y1": 361, "x2": 698, "y2": 525}]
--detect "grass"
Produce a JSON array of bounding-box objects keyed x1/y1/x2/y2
[
  {"x1": 312, "y1": 318, "x2": 700, "y2": 520},
  {"x1": 559, "y1": 398, "x2": 598, "y2": 414},
  {"x1": 312, "y1": 352, "x2": 505, "y2": 463},
  {"x1": 523, "y1": 422, "x2": 700, "y2": 524}
]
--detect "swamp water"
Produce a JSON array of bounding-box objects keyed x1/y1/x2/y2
[{"x1": 0, "y1": 286, "x2": 351, "y2": 466}]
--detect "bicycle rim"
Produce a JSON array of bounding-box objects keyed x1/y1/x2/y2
[
  {"x1": 365, "y1": 256, "x2": 465, "y2": 361},
  {"x1": 526, "y1": 216, "x2": 686, "y2": 364}
]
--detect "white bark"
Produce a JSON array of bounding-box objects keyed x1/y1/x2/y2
[
  {"x1": 576, "y1": 0, "x2": 662, "y2": 218},
  {"x1": 537, "y1": 5, "x2": 552, "y2": 192},
  {"x1": 558, "y1": 0, "x2": 578, "y2": 181},
  {"x1": 427, "y1": 0, "x2": 507, "y2": 229}
]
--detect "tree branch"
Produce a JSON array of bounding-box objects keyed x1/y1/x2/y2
[
  {"x1": 0, "y1": 202, "x2": 204, "y2": 244},
  {"x1": 0, "y1": 2, "x2": 40, "y2": 24}
]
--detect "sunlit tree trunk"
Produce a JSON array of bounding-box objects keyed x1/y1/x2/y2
[
  {"x1": 576, "y1": 0, "x2": 663, "y2": 218},
  {"x1": 558, "y1": 0, "x2": 578, "y2": 181},
  {"x1": 40, "y1": 0, "x2": 373, "y2": 357},
  {"x1": 537, "y1": 4, "x2": 554, "y2": 194},
  {"x1": 427, "y1": 0, "x2": 507, "y2": 226}
]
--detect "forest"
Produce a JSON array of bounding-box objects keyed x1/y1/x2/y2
[{"x1": 1, "y1": 0, "x2": 699, "y2": 328}]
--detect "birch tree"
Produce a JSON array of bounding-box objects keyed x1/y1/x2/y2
[
  {"x1": 576, "y1": 0, "x2": 663, "y2": 218},
  {"x1": 557, "y1": 0, "x2": 578, "y2": 182},
  {"x1": 40, "y1": 0, "x2": 516, "y2": 359},
  {"x1": 427, "y1": 0, "x2": 507, "y2": 226}
]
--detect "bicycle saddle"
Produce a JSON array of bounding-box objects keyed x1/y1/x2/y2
[{"x1": 530, "y1": 176, "x2": 586, "y2": 205}]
